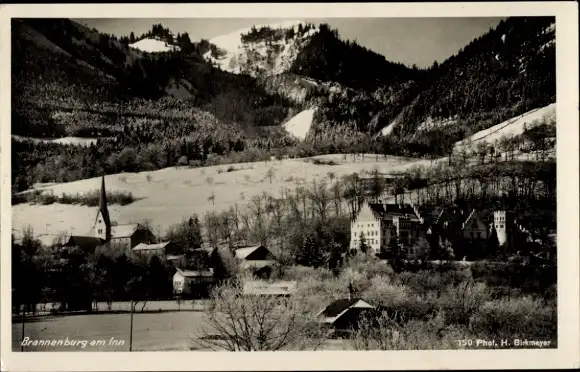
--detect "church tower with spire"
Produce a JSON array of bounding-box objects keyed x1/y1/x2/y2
[{"x1": 94, "y1": 174, "x2": 112, "y2": 242}]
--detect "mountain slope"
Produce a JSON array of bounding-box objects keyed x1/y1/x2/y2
[
  {"x1": 11, "y1": 17, "x2": 557, "y2": 194},
  {"x1": 389, "y1": 17, "x2": 555, "y2": 139}
]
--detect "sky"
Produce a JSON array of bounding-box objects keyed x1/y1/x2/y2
[{"x1": 73, "y1": 18, "x2": 504, "y2": 68}]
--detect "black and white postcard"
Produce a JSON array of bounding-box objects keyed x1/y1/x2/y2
[{"x1": 1, "y1": 2, "x2": 578, "y2": 371}]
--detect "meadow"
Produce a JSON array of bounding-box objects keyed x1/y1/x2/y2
[
  {"x1": 13, "y1": 310, "x2": 209, "y2": 351},
  {"x1": 12, "y1": 154, "x2": 420, "y2": 238}
]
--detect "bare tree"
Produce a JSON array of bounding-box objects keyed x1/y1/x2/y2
[
  {"x1": 193, "y1": 280, "x2": 327, "y2": 351},
  {"x1": 308, "y1": 180, "x2": 331, "y2": 222},
  {"x1": 206, "y1": 176, "x2": 214, "y2": 187},
  {"x1": 342, "y1": 173, "x2": 362, "y2": 220},
  {"x1": 330, "y1": 182, "x2": 343, "y2": 216},
  {"x1": 327, "y1": 172, "x2": 335, "y2": 183},
  {"x1": 208, "y1": 192, "x2": 216, "y2": 206},
  {"x1": 265, "y1": 167, "x2": 276, "y2": 184}
]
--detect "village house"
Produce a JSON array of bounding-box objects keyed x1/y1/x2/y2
[
  {"x1": 350, "y1": 201, "x2": 424, "y2": 256},
  {"x1": 317, "y1": 298, "x2": 376, "y2": 332},
  {"x1": 132, "y1": 241, "x2": 178, "y2": 257},
  {"x1": 173, "y1": 267, "x2": 215, "y2": 299},
  {"x1": 426, "y1": 206, "x2": 490, "y2": 260},
  {"x1": 234, "y1": 245, "x2": 279, "y2": 279}
]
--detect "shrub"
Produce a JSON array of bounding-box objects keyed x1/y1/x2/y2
[
  {"x1": 226, "y1": 166, "x2": 237, "y2": 172},
  {"x1": 469, "y1": 296, "x2": 556, "y2": 340},
  {"x1": 309, "y1": 158, "x2": 337, "y2": 166},
  {"x1": 438, "y1": 281, "x2": 491, "y2": 326},
  {"x1": 282, "y1": 265, "x2": 335, "y2": 282},
  {"x1": 20, "y1": 189, "x2": 136, "y2": 206},
  {"x1": 350, "y1": 311, "x2": 466, "y2": 350},
  {"x1": 343, "y1": 254, "x2": 394, "y2": 280}
]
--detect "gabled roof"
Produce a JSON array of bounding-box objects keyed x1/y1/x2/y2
[
  {"x1": 132, "y1": 241, "x2": 172, "y2": 251},
  {"x1": 234, "y1": 245, "x2": 272, "y2": 260},
  {"x1": 367, "y1": 203, "x2": 421, "y2": 222},
  {"x1": 434, "y1": 206, "x2": 473, "y2": 230},
  {"x1": 63, "y1": 235, "x2": 105, "y2": 250},
  {"x1": 111, "y1": 224, "x2": 145, "y2": 239},
  {"x1": 175, "y1": 267, "x2": 214, "y2": 278},
  {"x1": 318, "y1": 298, "x2": 375, "y2": 324},
  {"x1": 243, "y1": 280, "x2": 297, "y2": 296}
]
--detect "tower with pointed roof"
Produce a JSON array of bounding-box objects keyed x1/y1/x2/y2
[{"x1": 94, "y1": 174, "x2": 112, "y2": 242}]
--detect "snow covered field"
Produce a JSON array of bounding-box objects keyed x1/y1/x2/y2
[
  {"x1": 12, "y1": 103, "x2": 556, "y2": 240},
  {"x1": 12, "y1": 154, "x2": 418, "y2": 240}
]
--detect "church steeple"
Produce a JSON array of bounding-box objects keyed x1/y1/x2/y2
[{"x1": 94, "y1": 174, "x2": 111, "y2": 241}]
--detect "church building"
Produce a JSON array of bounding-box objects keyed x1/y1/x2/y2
[{"x1": 62, "y1": 175, "x2": 156, "y2": 252}]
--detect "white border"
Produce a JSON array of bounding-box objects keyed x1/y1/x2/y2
[{"x1": 1, "y1": 2, "x2": 578, "y2": 371}]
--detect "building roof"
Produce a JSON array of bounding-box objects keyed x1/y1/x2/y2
[
  {"x1": 434, "y1": 207, "x2": 471, "y2": 227},
  {"x1": 242, "y1": 280, "x2": 297, "y2": 296},
  {"x1": 175, "y1": 267, "x2": 214, "y2": 278},
  {"x1": 63, "y1": 235, "x2": 105, "y2": 250},
  {"x1": 111, "y1": 224, "x2": 145, "y2": 239},
  {"x1": 132, "y1": 241, "x2": 172, "y2": 251},
  {"x1": 318, "y1": 298, "x2": 375, "y2": 324},
  {"x1": 234, "y1": 245, "x2": 266, "y2": 260},
  {"x1": 367, "y1": 203, "x2": 422, "y2": 222},
  {"x1": 94, "y1": 174, "x2": 111, "y2": 230}
]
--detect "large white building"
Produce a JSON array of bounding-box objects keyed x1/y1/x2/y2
[{"x1": 350, "y1": 202, "x2": 424, "y2": 255}]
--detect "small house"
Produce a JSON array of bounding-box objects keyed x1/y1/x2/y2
[
  {"x1": 62, "y1": 235, "x2": 105, "y2": 253},
  {"x1": 132, "y1": 241, "x2": 178, "y2": 257},
  {"x1": 110, "y1": 223, "x2": 157, "y2": 249},
  {"x1": 173, "y1": 267, "x2": 215, "y2": 299},
  {"x1": 317, "y1": 298, "x2": 375, "y2": 331},
  {"x1": 234, "y1": 245, "x2": 278, "y2": 278}
]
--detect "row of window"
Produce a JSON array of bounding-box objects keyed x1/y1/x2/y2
[
  {"x1": 355, "y1": 223, "x2": 376, "y2": 228},
  {"x1": 353, "y1": 231, "x2": 380, "y2": 237}
]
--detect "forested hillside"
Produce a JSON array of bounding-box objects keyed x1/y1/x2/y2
[
  {"x1": 379, "y1": 17, "x2": 556, "y2": 150},
  {"x1": 11, "y1": 17, "x2": 556, "y2": 193},
  {"x1": 291, "y1": 23, "x2": 423, "y2": 92}
]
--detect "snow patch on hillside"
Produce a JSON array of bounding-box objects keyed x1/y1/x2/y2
[
  {"x1": 129, "y1": 38, "x2": 180, "y2": 53},
  {"x1": 204, "y1": 21, "x2": 317, "y2": 76},
  {"x1": 12, "y1": 135, "x2": 100, "y2": 147},
  {"x1": 379, "y1": 119, "x2": 398, "y2": 136},
  {"x1": 454, "y1": 103, "x2": 556, "y2": 150},
  {"x1": 283, "y1": 108, "x2": 316, "y2": 140},
  {"x1": 416, "y1": 116, "x2": 459, "y2": 132}
]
